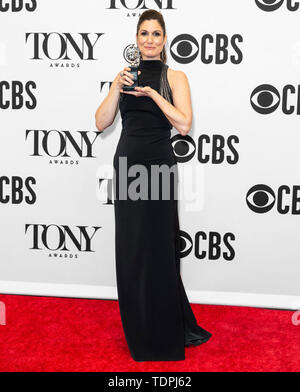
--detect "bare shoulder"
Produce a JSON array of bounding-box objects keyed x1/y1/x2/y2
[{"x1": 167, "y1": 68, "x2": 189, "y2": 91}]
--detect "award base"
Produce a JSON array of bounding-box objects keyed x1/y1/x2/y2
[{"x1": 122, "y1": 65, "x2": 138, "y2": 91}]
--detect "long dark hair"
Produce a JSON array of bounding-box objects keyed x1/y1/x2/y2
[{"x1": 136, "y1": 10, "x2": 167, "y2": 64}]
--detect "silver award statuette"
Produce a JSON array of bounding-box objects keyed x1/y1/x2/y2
[{"x1": 122, "y1": 44, "x2": 141, "y2": 91}]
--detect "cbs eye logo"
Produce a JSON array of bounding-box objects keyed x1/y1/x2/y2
[
  {"x1": 250, "y1": 84, "x2": 300, "y2": 115},
  {"x1": 246, "y1": 185, "x2": 276, "y2": 213},
  {"x1": 246, "y1": 184, "x2": 300, "y2": 214},
  {"x1": 180, "y1": 231, "x2": 193, "y2": 257},
  {"x1": 255, "y1": 0, "x2": 299, "y2": 12},
  {"x1": 250, "y1": 84, "x2": 280, "y2": 114},
  {"x1": 170, "y1": 34, "x2": 199, "y2": 64},
  {"x1": 171, "y1": 134, "x2": 196, "y2": 163}
]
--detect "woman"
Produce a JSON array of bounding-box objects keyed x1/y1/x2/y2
[{"x1": 95, "y1": 9, "x2": 211, "y2": 362}]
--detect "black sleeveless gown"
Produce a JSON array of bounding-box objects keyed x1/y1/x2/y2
[{"x1": 113, "y1": 59, "x2": 211, "y2": 361}]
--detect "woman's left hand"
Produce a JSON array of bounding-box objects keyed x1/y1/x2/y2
[{"x1": 120, "y1": 86, "x2": 154, "y2": 98}]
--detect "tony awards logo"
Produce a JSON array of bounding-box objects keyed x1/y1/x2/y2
[{"x1": 123, "y1": 44, "x2": 141, "y2": 91}]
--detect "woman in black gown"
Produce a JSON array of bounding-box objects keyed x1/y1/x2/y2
[{"x1": 95, "y1": 10, "x2": 211, "y2": 362}]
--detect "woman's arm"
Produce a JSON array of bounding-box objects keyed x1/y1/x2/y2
[
  {"x1": 95, "y1": 67, "x2": 138, "y2": 132},
  {"x1": 95, "y1": 78, "x2": 121, "y2": 132},
  {"x1": 151, "y1": 70, "x2": 193, "y2": 136}
]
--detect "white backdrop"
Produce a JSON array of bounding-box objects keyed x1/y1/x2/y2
[{"x1": 1, "y1": 0, "x2": 300, "y2": 310}]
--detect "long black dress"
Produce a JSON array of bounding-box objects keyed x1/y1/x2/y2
[{"x1": 113, "y1": 59, "x2": 211, "y2": 361}]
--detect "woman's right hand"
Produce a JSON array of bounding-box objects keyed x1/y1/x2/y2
[{"x1": 115, "y1": 67, "x2": 141, "y2": 91}]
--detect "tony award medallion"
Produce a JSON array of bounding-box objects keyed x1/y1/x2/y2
[{"x1": 123, "y1": 44, "x2": 141, "y2": 91}]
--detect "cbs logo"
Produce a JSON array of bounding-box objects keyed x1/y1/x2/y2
[
  {"x1": 180, "y1": 230, "x2": 235, "y2": 261},
  {"x1": 255, "y1": 0, "x2": 299, "y2": 12},
  {"x1": 170, "y1": 33, "x2": 243, "y2": 64},
  {"x1": 171, "y1": 134, "x2": 239, "y2": 164},
  {"x1": 0, "y1": 0, "x2": 37, "y2": 12},
  {"x1": 246, "y1": 184, "x2": 300, "y2": 214},
  {"x1": 0, "y1": 176, "x2": 36, "y2": 204},
  {"x1": 250, "y1": 84, "x2": 300, "y2": 115},
  {"x1": 0, "y1": 81, "x2": 37, "y2": 109}
]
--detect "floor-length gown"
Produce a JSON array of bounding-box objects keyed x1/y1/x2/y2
[{"x1": 113, "y1": 59, "x2": 212, "y2": 361}]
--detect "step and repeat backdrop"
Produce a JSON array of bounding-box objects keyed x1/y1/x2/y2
[{"x1": 1, "y1": 0, "x2": 300, "y2": 310}]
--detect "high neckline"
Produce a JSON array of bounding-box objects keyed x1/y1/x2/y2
[{"x1": 139, "y1": 59, "x2": 163, "y2": 70}]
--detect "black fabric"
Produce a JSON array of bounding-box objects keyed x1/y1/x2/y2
[{"x1": 113, "y1": 59, "x2": 211, "y2": 361}]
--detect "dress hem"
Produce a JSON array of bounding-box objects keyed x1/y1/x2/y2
[{"x1": 132, "y1": 355, "x2": 186, "y2": 362}]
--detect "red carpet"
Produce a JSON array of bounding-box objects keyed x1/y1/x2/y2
[{"x1": 0, "y1": 293, "x2": 299, "y2": 372}]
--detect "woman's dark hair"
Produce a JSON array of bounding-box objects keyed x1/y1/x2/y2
[{"x1": 136, "y1": 10, "x2": 167, "y2": 64}]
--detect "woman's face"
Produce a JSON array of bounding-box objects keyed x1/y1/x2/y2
[{"x1": 136, "y1": 19, "x2": 167, "y2": 60}]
